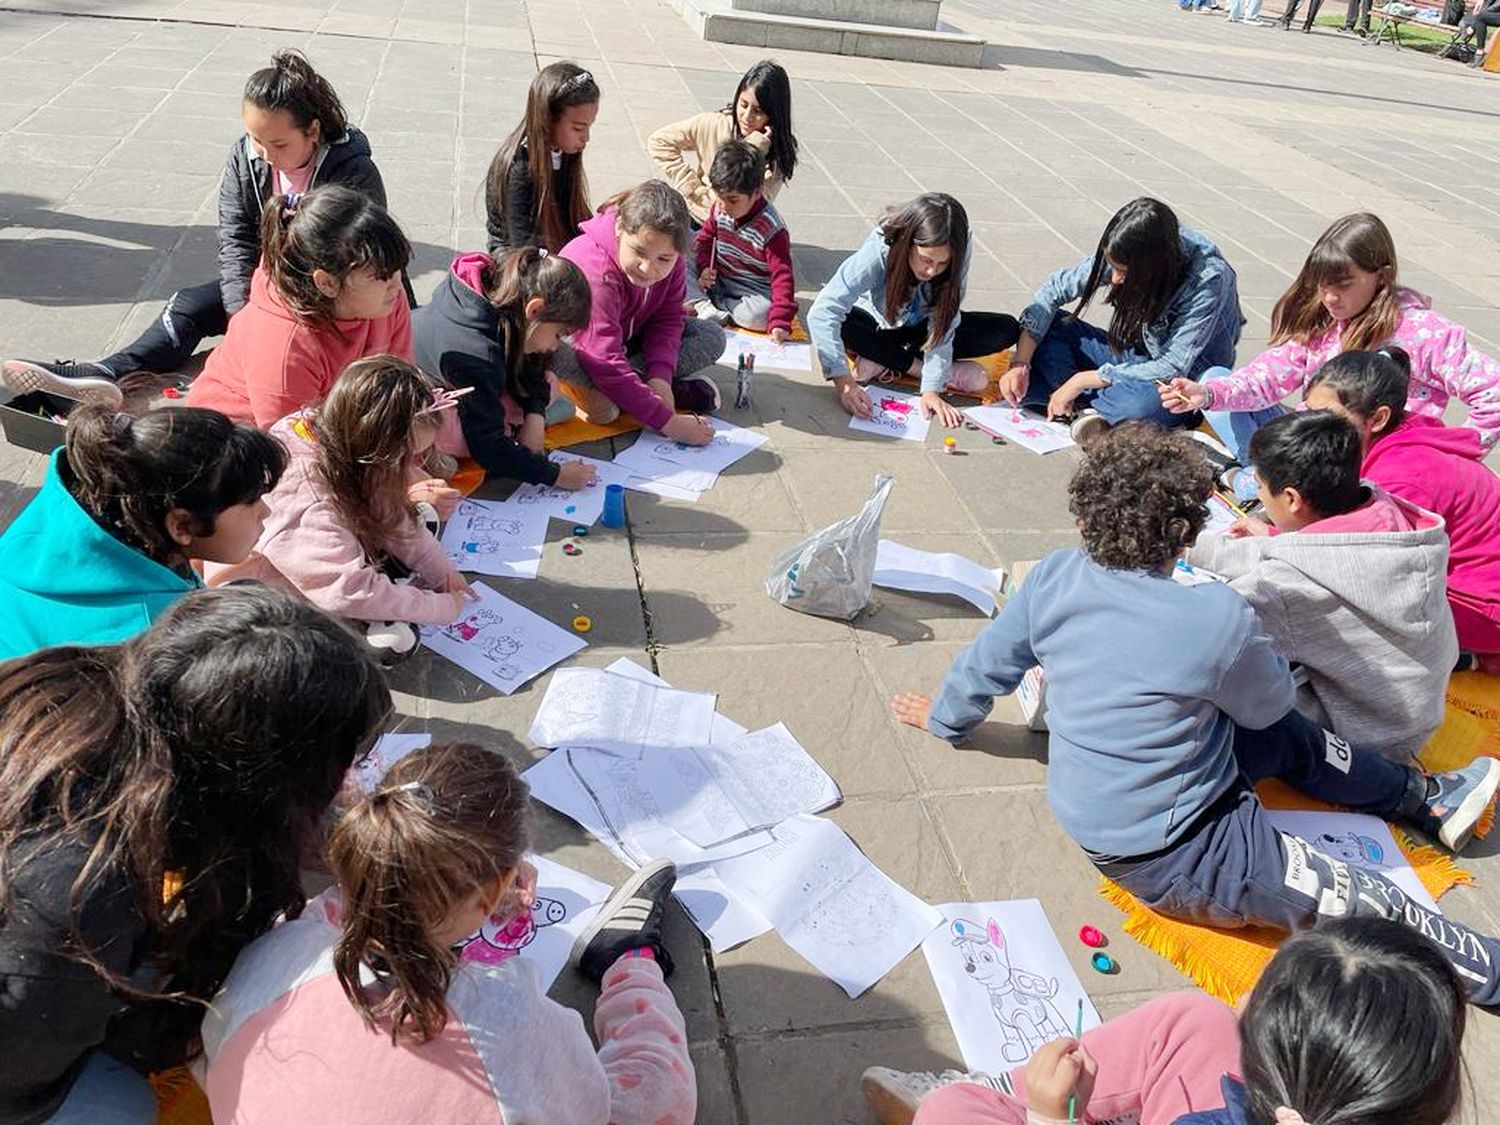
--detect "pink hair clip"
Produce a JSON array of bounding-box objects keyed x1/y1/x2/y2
[{"x1": 421, "y1": 384, "x2": 476, "y2": 416}]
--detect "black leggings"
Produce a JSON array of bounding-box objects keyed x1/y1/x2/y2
[{"x1": 839, "y1": 307, "x2": 1021, "y2": 373}]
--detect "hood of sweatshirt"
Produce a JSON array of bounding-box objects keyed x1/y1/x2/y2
[
  {"x1": 422, "y1": 251, "x2": 501, "y2": 334},
  {"x1": 566, "y1": 208, "x2": 679, "y2": 329},
  {"x1": 1367, "y1": 413, "x2": 1486, "y2": 469}
]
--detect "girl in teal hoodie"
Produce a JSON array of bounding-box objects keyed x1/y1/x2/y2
[{"x1": 0, "y1": 405, "x2": 287, "y2": 660}]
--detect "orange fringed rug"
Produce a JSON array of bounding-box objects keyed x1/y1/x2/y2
[
  {"x1": 844, "y1": 349, "x2": 1013, "y2": 404},
  {"x1": 150, "y1": 1067, "x2": 211, "y2": 1125},
  {"x1": 544, "y1": 381, "x2": 644, "y2": 450},
  {"x1": 1098, "y1": 675, "x2": 1500, "y2": 1007}
]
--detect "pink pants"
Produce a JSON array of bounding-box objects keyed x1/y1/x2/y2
[
  {"x1": 913, "y1": 992, "x2": 1239, "y2": 1125},
  {"x1": 1451, "y1": 587, "x2": 1500, "y2": 655},
  {"x1": 595, "y1": 957, "x2": 697, "y2": 1125}
]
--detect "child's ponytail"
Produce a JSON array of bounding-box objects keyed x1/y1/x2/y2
[
  {"x1": 600, "y1": 180, "x2": 692, "y2": 255},
  {"x1": 243, "y1": 48, "x2": 348, "y2": 139},
  {"x1": 258, "y1": 185, "x2": 410, "y2": 332},
  {"x1": 328, "y1": 742, "x2": 531, "y2": 1044},
  {"x1": 1305, "y1": 347, "x2": 1412, "y2": 433},
  {"x1": 63, "y1": 404, "x2": 287, "y2": 571},
  {"x1": 482, "y1": 247, "x2": 592, "y2": 401}
]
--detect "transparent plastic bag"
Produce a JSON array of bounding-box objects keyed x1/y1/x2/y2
[{"x1": 764, "y1": 474, "x2": 894, "y2": 620}]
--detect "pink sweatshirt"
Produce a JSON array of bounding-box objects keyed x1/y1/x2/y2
[
  {"x1": 1363, "y1": 415, "x2": 1500, "y2": 608},
  {"x1": 1210, "y1": 290, "x2": 1500, "y2": 449},
  {"x1": 204, "y1": 415, "x2": 460, "y2": 625},
  {"x1": 558, "y1": 208, "x2": 687, "y2": 431}
]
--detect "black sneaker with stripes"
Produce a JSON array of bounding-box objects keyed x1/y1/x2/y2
[{"x1": 569, "y1": 858, "x2": 678, "y2": 982}]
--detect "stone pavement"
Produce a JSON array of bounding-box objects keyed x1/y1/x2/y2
[{"x1": 2, "y1": 1, "x2": 1500, "y2": 1121}]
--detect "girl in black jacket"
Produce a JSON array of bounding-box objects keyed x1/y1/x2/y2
[{"x1": 1, "y1": 50, "x2": 396, "y2": 406}]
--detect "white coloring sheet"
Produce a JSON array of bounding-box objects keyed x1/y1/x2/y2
[
  {"x1": 509, "y1": 453, "x2": 633, "y2": 525},
  {"x1": 962, "y1": 405, "x2": 1074, "y2": 454},
  {"x1": 922, "y1": 898, "x2": 1100, "y2": 1075},
  {"x1": 874, "y1": 540, "x2": 1007, "y2": 616},
  {"x1": 614, "y1": 417, "x2": 768, "y2": 483},
  {"x1": 1196, "y1": 493, "x2": 1242, "y2": 542},
  {"x1": 527, "y1": 666, "x2": 718, "y2": 752},
  {"x1": 1267, "y1": 809, "x2": 1439, "y2": 912},
  {"x1": 713, "y1": 814, "x2": 944, "y2": 997},
  {"x1": 421, "y1": 582, "x2": 586, "y2": 695},
  {"x1": 351, "y1": 731, "x2": 433, "y2": 793},
  {"x1": 440, "y1": 498, "x2": 550, "y2": 579},
  {"x1": 849, "y1": 388, "x2": 931, "y2": 443},
  {"x1": 718, "y1": 327, "x2": 813, "y2": 372},
  {"x1": 456, "y1": 853, "x2": 611, "y2": 990}
]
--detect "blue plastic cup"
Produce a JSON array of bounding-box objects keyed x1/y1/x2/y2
[{"x1": 601, "y1": 483, "x2": 626, "y2": 528}]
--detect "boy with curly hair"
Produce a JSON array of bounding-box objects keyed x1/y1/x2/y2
[{"x1": 890, "y1": 424, "x2": 1500, "y2": 1007}]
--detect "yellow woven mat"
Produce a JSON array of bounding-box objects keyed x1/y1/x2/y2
[
  {"x1": 844, "y1": 348, "x2": 1013, "y2": 404},
  {"x1": 151, "y1": 1067, "x2": 210, "y2": 1125}
]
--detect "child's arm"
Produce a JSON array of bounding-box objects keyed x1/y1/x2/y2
[
  {"x1": 1093, "y1": 265, "x2": 1239, "y2": 387},
  {"x1": 501, "y1": 159, "x2": 539, "y2": 252},
  {"x1": 1214, "y1": 597, "x2": 1298, "y2": 731},
  {"x1": 646, "y1": 114, "x2": 714, "y2": 217},
  {"x1": 451, "y1": 366, "x2": 560, "y2": 485},
  {"x1": 572, "y1": 274, "x2": 675, "y2": 432},
  {"x1": 1017, "y1": 254, "x2": 1096, "y2": 345},
  {"x1": 1430, "y1": 320, "x2": 1500, "y2": 450},
  {"x1": 764, "y1": 227, "x2": 797, "y2": 337},
  {"x1": 1198, "y1": 338, "x2": 1313, "y2": 413},
  {"x1": 927, "y1": 580, "x2": 1039, "y2": 742},
  {"x1": 638, "y1": 266, "x2": 689, "y2": 386},
  {"x1": 386, "y1": 517, "x2": 467, "y2": 598},
  {"x1": 216, "y1": 142, "x2": 260, "y2": 315},
  {"x1": 694, "y1": 214, "x2": 716, "y2": 279},
  {"x1": 807, "y1": 231, "x2": 888, "y2": 381},
  {"x1": 917, "y1": 233, "x2": 976, "y2": 394}
]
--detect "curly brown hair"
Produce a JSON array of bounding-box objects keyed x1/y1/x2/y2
[{"x1": 1068, "y1": 423, "x2": 1213, "y2": 571}]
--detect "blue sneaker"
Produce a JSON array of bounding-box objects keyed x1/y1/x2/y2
[{"x1": 1414, "y1": 758, "x2": 1500, "y2": 852}]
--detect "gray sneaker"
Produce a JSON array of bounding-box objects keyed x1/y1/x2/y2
[
  {"x1": 2, "y1": 359, "x2": 122, "y2": 407},
  {"x1": 1412, "y1": 758, "x2": 1500, "y2": 852},
  {"x1": 860, "y1": 1066, "x2": 1013, "y2": 1124}
]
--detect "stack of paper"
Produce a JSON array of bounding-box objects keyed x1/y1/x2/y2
[
  {"x1": 612, "y1": 417, "x2": 768, "y2": 499},
  {"x1": 874, "y1": 540, "x2": 1007, "y2": 616}
]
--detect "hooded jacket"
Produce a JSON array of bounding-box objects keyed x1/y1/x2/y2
[
  {"x1": 410, "y1": 253, "x2": 560, "y2": 486},
  {"x1": 483, "y1": 140, "x2": 582, "y2": 255},
  {"x1": 217, "y1": 127, "x2": 387, "y2": 315},
  {"x1": 0, "y1": 449, "x2": 199, "y2": 660},
  {"x1": 185, "y1": 266, "x2": 413, "y2": 428},
  {"x1": 1188, "y1": 487, "x2": 1457, "y2": 759},
  {"x1": 558, "y1": 208, "x2": 687, "y2": 432},
  {"x1": 203, "y1": 416, "x2": 460, "y2": 625},
  {"x1": 1362, "y1": 414, "x2": 1500, "y2": 608}
]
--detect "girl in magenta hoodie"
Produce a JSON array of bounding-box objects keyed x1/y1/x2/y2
[
  {"x1": 1307, "y1": 347, "x2": 1500, "y2": 661},
  {"x1": 556, "y1": 180, "x2": 724, "y2": 446}
]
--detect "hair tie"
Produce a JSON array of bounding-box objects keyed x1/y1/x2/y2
[
  {"x1": 420, "y1": 384, "x2": 476, "y2": 416},
  {"x1": 112, "y1": 412, "x2": 133, "y2": 438},
  {"x1": 1274, "y1": 1109, "x2": 1308, "y2": 1125},
  {"x1": 374, "y1": 780, "x2": 437, "y2": 810},
  {"x1": 281, "y1": 192, "x2": 301, "y2": 222},
  {"x1": 537, "y1": 247, "x2": 548, "y2": 259}
]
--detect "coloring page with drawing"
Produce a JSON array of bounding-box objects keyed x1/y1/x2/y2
[
  {"x1": 718, "y1": 326, "x2": 813, "y2": 372},
  {"x1": 527, "y1": 666, "x2": 718, "y2": 752},
  {"x1": 1266, "y1": 809, "x2": 1439, "y2": 912},
  {"x1": 962, "y1": 405, "x2": 1075, "y2": 454},
  {"x1": 922, "y1": 898, "x2": 1100, "y2": 1075},
  {"x1": 440, "y1": 498, "x2": 550, "y2": 579},
  {"x1": 849, "y1": 388, "x2": 932, "y2": 443},
  {"x1": 510, "y1": 453, "x2": 635, "y2": 526},
  {"x1": 613, "y1": 417, "x2": 768, "y2": 482},
  {"x1": 420, "y1": 582, "x2": 585, "y2": 695}
]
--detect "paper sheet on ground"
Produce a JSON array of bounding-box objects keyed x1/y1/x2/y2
[
  {"x1": 849, "y1": 388, "x2": 931, "y2": 443},
  {"x1": 510, "y1": 453, "x2": 636, "y2": 525},
  {"x1": 922, "y1": 898, "x2": 1101, "y2": 1074},
  {"x1": 614, "y1": 417, "x2": 767, "y2": 483},
  {"x1": 874, "y1": 540, "x2": 1007, "y2": 616},
  {"x1": 1196, "y1": 493, "x2": 1242, "y2": 542},
  {"x1": 962, "y1": 404, "x2": 1074, "y2": 454},
  {"x1": 420, "y1": 582, "x2": 585, "y2": 694},
  {"x1": 718, "y1": 327, "x2": 813, "y2": 372},
  {"x1": 456, "y1": 854, "x2": 610, "y2": 990},
  {"x1": 1266, "y1": 809, "x2": 1439, "y2": 912},
  {"x1": 441, "y1": 497, "x2": 550, "y2": 579},
  {"x1": 351, "y1": 732, "x2": 433, "y2": 793},
  {"x1": 528, "y1": 667, "x2": 717, "y2": 752},
  {"x1": 714, "y1": 814, "x2": 943, "y2": 996}
]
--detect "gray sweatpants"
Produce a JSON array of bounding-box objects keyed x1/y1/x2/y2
[{"x1": 553, "y1": 318, "x2": 727, "y2": 387}]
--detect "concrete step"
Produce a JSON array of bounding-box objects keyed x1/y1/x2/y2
[
  {"x1": 667, "y1": 0, "x2": 987, "y2": 67},
  {"x1": 730, "y1": 0, "x2": 941, "y2": 32}
]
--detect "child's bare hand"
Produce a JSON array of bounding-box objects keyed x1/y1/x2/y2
[
  {"x1": 835, "y1": 375, "x2": 873, "y2": 419},
  {"x1": 408, "y1": 478, "x2": 461, "y2": 520},
  {"x1": 1229, "y1": 515, "x2": 1273, "y2": 538},
  {"x1": 891, "y1": 692, "x2": 933, "y2": 730},
  {"x1": 998, "y1": 363, "x2": 1029, "y2": 406},
  {"x1": 663, "y1": 412, "x2": 714, "y2": 445},
  {"x1": 921, "y1": 391, "x2": 963, "y2": 429},
  {"x1": 443, "y1": 571, "x2": 476, "y2": 598},
  {"x1": 447, "y1": 589, "x2": 471, "y2": 620},
  {"x1": 554, "y1": 460, "x2": 598, "y2": 490},
  {"x1": 770, "y1": 327, "x2": 790, "y2": 344},
  {"x1": 1159, "y1": 377, "x2": 1205, "y2": 413},
  {"x1": 699, "y1": 268, "x2": 718, "y2": 289},
  {"x1": 1024, "y1": 1037, "x2": 1097, "y2": 1122}
]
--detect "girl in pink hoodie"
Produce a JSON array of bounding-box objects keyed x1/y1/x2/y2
[
  {"x1": 555, "y1": 180, "x2": 724, "y2": 446},
  {"x1": 206, "y1": 355, "x2": 471, "y2": 658},
  {"x1": 1160, "y1": 213, "x2": 1500, "y2": 476},
  {"x1": 1307, "y1": 347, "x2": 1500, "y2": 661}
]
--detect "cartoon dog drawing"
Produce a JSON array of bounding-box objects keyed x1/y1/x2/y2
[
  {"x1": 445, "y1": 607, "x2": 502, "y2": 642},
  {"x1": 1314, "y1": 830, "x2": 1389, "y2": 868},
  {"x1": 951, "y1": 917, "x2": 1072, "y2": 1062},
  {"x1": 459, "y1": 895, "x2": 567, "y2": 965}
]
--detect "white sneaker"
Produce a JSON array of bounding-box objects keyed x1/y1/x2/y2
[
  {"x1": 1069, "y1": 409, "x2": 1111, "y2": 447},
  {"x1": 693, "y1": 299, "x2": 730, "y2": 324},
  {"x1": 860, "y1": 1067, "x2": 1012, "y2": 1125},
  {"x1": 365, "y1": 620, "x2": 417, "y2": 657}
]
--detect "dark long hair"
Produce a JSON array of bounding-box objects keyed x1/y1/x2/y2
[
  {"x1": 62, "y1": 405, "x2": 286, "y2": 576},
  {"x1": 243, "y1": 48, "x2": 348, "y2": 139},
  {"x1": 1075, "y1": 197, "x2": 1187, "y2": 353},
  {"x1": 880, "y1": 193, "x2": 969, "y2": 349},
  {"x1": 330, "y1": 742, "x2": 531, "y2": 1042},
  {"x1": 1305, "y1": 347, "x2": 1411, "y2": 435},
  {"x1": 260, "y1": 184, "x2": 411, "y2": 333},
  {"x1": 486, "y1": 61, "x2": 598, "y2": 252},
  {"x1": 1241, "y1": 916, "x2": 1466, "y2": 1125},
  {"x1": 1270, "y1": 213, "x2": 1406, "y2": 350},
  {"x1": 728, "y1": 60, "x2": 798, "y2": 183},
  {"x1": 601, "y1": 179, "x2": 693, "y2": 254},
  {"x1": 482, "y1": 247, "x2": 592, "y2": 407},
  {"x1": 0, "y1": 586, "x2": 391, "y2": 1029}
]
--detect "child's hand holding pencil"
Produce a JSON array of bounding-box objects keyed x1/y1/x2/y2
[
  {"x1": 1157, "y1": 377, "x2": 1205, "y2": 414},
  {"x1": 1023, "y1": 1020, "x2": 1097, "y2": 1125}
]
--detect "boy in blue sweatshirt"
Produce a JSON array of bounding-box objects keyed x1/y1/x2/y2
[{"x1": 893, "y1": 423, "x2": 1500, "y2": 1005}]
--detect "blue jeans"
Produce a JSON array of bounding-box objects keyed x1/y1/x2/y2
[
  {"x1": 1201, "y1": 365, "x2": 1287, "y2": 466},
  {"x1": 46, "y1": 1053, "x2": 156, "y2": 1124},
  {"x1": 1106, "y1": 711, "x2": 1500, "y2": 1006},
  {"x1": 1026, "y1": 315, "x2": 1184, "y2": 428}
]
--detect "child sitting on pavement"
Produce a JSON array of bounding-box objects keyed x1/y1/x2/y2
[
  {"x1": 892, "y1": 423, "x2": 1500, "y2": 1006},
  {"x1": 1187, "y1": 410, "x2": 1457, "y2": 760}
]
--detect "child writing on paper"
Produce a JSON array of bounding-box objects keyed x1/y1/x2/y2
[
  {"x1": 891, "y1": 424, "x2": 1500, "y2": 1004},
  {"x1": 0, "y1": 405, "x2": 286, "y2": 660},
  {"x1": 205, "y1": 356, "x2": 472, "y2": 661},
  {"x1": 866, "y1": 917, "x2": 1466, "y2": 1125},
  {"x1": 1187, "y1": 410, "x2": 1456, "y2": 760},
  {"x1": 809, "y1": 194, "x2": 1021, "y2": 429},
  {"x1": 1306, "y1": 348, "x2": 1500, "y2": 669},
  {"x1": 412, "y1": 246, "x2": 598, "y2": 489},
  {"x1": 555, "y1": 180, "x2": 723, "y2": 444},
  {"x1": 1159, "y1": 212, "x2": 1500, "y2": 494},
  {"x1": 203, "y1": 742, "x2": 696, "y2": 1125},
  {"x1": 690, "y1": 140, "x2": 796, "y2": 340},
  {"x1": 484, "y1": 61, "x2": 599, "y2": 254}
]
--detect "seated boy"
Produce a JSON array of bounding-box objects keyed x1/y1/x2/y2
[
  {"x1": 892, "y1": 424, "x2": 1500, "y2": 1009},
  {"x1": 1188, "y1": 410, "x2": 1457, "y2": 761},
  {"x1": 690, "y1": 140, "x2": 795, "y2": 341}
]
